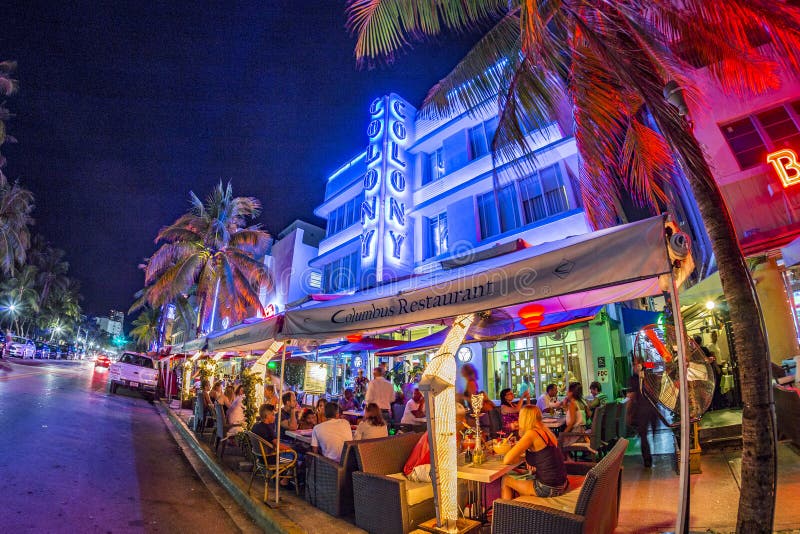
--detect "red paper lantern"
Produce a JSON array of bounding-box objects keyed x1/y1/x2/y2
[
  {"x1": 518, "y1": 304, "x2": 546, "y2": 330},
  {"x1": 346, "y1": 333, "x2": 364, "y2": 343}
]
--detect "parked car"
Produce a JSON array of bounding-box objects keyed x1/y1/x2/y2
[
  {"x1": 108, "y1": 352, "x2": 157, "y2": 398},
  {"x1": 95, "y1": 354, "x2": 111, "y2": 368},
  {"x1": 49, "y1": 345, "x2": 62, "y2": 359},
  {"x1": 8, "y1": 337, "x2": 35, "y2": 359},
  {"x1": 35, "y1": 341, "x2": 51, "y2": 359}
]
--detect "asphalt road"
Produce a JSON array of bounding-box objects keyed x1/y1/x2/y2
[{"x1": 0, "y1": 358, "x2": 249, "y2": 533}]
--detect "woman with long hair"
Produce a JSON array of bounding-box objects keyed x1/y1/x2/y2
[
  {"x1": 315, "y1": 398, "x2": 328, "y2": 425},
  {"x1": 501, "y1": 405, "x2": 569, "y2": 498},
  {"x1": 562, "y1": 382, "x2": 595, "y2": 452},
  {"x1": 354, "y1": 403, "x2": 388, "y2": 440},
  {"x1": 498, "y1": 387, "x2": 530, "y2": 434}
]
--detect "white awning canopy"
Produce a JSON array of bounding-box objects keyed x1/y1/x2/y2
[
  {"x1": 281, "y1": 215, "x2": 675, "y2": 340},
  {"x1": 206, "y1": 315, "x2": 283, "y2": 352}
]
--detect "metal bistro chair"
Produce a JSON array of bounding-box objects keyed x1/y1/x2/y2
[{"x1": 244, "y1": 431, "x2": 300, "y2": 502}]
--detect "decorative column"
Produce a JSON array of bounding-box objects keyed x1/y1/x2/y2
[
  {"x1": 252, "y1": 340, "x2": 284, "y2": 407},
  {"x1": 419, "y1": 314, "x2": 475, "y2": 533}
]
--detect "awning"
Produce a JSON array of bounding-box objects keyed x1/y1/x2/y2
[
  {"x1": 782, "y1": 235, "x2": 800, "y2": 267},
  {"x1": 323, "y1": 338, "x2": 407, "y2": 355},
  {"x1": 375, "y1": 306, "x2": 602, "y2": 357},
  {"x1": 620, "y1": 307, "x2": 664, "y2": 335},
  {"x1": 181, "y1": 336, "x2": 207, "y2": 352},
  {"x1": 281, "y1": 216, "x2": 674, "y2": 340},
  {"x1": 207, "y1": 315, "x2": 283, "y2": 352}
]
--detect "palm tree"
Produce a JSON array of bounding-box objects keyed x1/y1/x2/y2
[
  {"x1": 346, "y1": 2, "x2": 800, "y2": 531},
  {"x1": 0, "y1": 60, "x2": 33, "y2": 276},
  {"x1": 141, "y1": 182, "x2": 273, "y2": 333},
  {"x1": 0, "y1": 264, "x2": 40, "y2": 335},
  {"x1": 29, "y1": 238, "x2": 70, "y2": 309},
  {"x1": 130, "y1": 306, "x2": 162, "y2": 350}
]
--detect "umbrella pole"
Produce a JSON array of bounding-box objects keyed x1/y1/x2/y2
[
  {"x1": 668, "y1": 275, "x2": 691, "y2": 534},
  {"x1": 274, "y1": 343, "x2": 288, "y2": 505}
]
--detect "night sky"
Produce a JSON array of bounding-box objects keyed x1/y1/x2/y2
[{"x1": 2, "y1": 1, "x2": 476, "y2": 318}]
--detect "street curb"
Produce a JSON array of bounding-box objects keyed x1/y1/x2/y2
[{"x1": 154, "y1": 401, "x2": 305, "y2": 534}]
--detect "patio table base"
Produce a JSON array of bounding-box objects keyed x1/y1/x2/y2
[{"x1": 418, "y1": 517, "x2": 481, "y2": 534}]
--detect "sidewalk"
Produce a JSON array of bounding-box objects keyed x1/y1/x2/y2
[
  {"x1": 617, "y1": 430, "x2": 800, "y2": 533},
  {"x1": 161, "y1": 399, "x2": 800, "y2": 534},
  {"x1": 160, "y1": 399, "x2": 366, "y2": 534}
]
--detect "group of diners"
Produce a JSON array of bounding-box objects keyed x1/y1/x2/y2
[{"x1": 199, "y1": 379, "x2": 247, "y2": 432}]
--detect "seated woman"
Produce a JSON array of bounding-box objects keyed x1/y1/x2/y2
[
  {"x1": 209, "y1": 382, "x2": 223, "y2": 404},
  {"x1": 218, "y1": 385, "x2": 234, "y2": 413},
  {"x1": 562, "y1": 382, "x2": 595, "y2": 453},
  {"x1": 298, "y1": 408, "x2": 316, "y2": 430},
  {"x1": 501, "y1": 405, "x2": 569, "y2": 499},
  {"x1": 499, "y1": 387, "x2": 530, "y2": 434},
  {"x1": 225, "y1": 385, "x2": 246, "y2": 434},
  {"x1": 263, "y1": 384, "x2": 279, "y2": 408},
  {"x1": 354, "y1": 403, "x2": 389, "y2": 440},
  {"x1": 314, "y1": 398, "x2": 327, "y2": 425}
]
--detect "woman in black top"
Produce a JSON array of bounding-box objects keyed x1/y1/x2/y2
[{"x1": 501, "y1": 405, "x2": 569, "y2": 499}]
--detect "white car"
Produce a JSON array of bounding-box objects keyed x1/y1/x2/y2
[
  {"x1": 8, "y1": 337, "x2": 35, "y2": 359},
  {"x1": 108, "y1": 352, "x2": 158, "y2": 397}
]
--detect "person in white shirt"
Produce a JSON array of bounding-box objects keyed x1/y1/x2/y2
[
  {"x1": 401, "y1": 388, "x2": 426, "y2": 424},
  {"x1": 311, "y1": 402, "x2": 353, "y2": 461},
  {"x1": 265, "y1": 368, "x2": 284, "y2": 394},
  {"x1": 225, "y1": 385, "x2": 246, "y2": 436},
  {"x1": 536, "y1": 383, "x2": 562, "y2": 413},
  {"x1": 364, "y1": 367, "x2": 395, "y2": 418},
  {"x1": 354, "y1": 403, "x2": 389, "y2": 440}
]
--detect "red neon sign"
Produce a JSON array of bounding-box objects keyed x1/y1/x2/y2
[{"x1": 766, "y1": 148, "x2": 800, "y2": 188}]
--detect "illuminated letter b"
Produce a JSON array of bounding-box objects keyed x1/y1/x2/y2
[{"x1": 767, "y1": 149, "x2": 800, "y2": 188}]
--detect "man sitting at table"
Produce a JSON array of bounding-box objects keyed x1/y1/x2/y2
[
  {"x1": 536, "y1": 383, "x2": 562, "y2": 414},
  {"x1": 279, "y1": 391, "x2": 300, "y2": 440},
  {"x1": 252, "y1": 403, "x2": 293, "y2": 451},
  {"x1": 311, "y1": 402, "x2": 353, "y2": 461},
  {"x1": 401, "y1": 388, "x2": 426, "y2": 425}
]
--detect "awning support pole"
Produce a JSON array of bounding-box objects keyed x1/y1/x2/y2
[
  {"x1": 274, "y1": 343, "x2": 288, "y2": 505},
  {"x1": 668, "y1": 274, "x2": 691, "y2": 534}
]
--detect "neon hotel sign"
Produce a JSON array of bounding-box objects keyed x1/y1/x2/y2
[
  {"x1": 360, "y1": 94, "x2": 415, "y2": 284},
  {"x1": 767, "y1": 148, "x2": 800, "y2": 188}
]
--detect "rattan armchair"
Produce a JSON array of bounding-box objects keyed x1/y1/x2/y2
[
  {"x1": 352, "y1": 432, "x2": 429, "y2": 534},
  {"x1": 305, "y1": 440, "x2": 359, "y2": 517},
  {"x1": 492, "y1": 438, "x2": 628, "y2": 534},
  {"x1": 244, "y1": 431, "x2": 299, "y2": 502}
]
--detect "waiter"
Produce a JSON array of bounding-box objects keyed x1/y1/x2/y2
[{"x1": 365, "y1": 366, "x2": 394, "y2": 422}]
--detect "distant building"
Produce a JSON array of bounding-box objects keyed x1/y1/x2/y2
[{"x1": 95, "y1": 310, "x2": 124, "y2": 337}]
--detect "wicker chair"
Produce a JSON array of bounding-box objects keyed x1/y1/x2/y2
[
  {"x1": 244, "y1": 431, "x2": 300, "y2": 502},
  {"x1": 559, "y1": 404, "x2": 607, "y2": 461},
  {"x1": 352, "y1": 432, "x2": 429, "y2": 534},
  {"x1": 774, "y1": 384, "x2": 800, "y2": 447},
  {"x1": 492, "y1": 438, "x2": 628, "y2": 534},
  {"x1": 305, "y1": 440, "x2": 359, "y2": 517},
  {"x1": 601, "y1": 401, "x2": 619, "y2": 448},
  {"x1": 615, "y1": 399, "x2": 629, "y2": 440}
]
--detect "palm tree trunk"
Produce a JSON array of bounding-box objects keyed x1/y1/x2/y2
[{"x1": 652, "y1": 107, "x2": 776, "y2": 533}]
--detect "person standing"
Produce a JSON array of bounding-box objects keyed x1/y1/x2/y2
[
  {"x1": 460, "y1": 363, "x2": 480, "y2": 398},
  {"x1": 2, "y1": 330, "x2": 12, "y2": 359},
  {"x1": 627, "y1": 358, "x2": 659, "y2": 468},
  {"x1": 265, "y1": 367, "x2": 284, "y2": 395},
  {"x1": 353, "y1": 368, "x2": 369, "y2": 404},
  {"x1": 517, "y1": 375, "x2": 533, "y2": 399},
  {"x1": 365, "y1": 366, "x2": 394, "y2": 421}
]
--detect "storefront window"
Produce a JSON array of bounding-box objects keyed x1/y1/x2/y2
[{"x1": 538, "y1": 328, "x2": 591, "y2": 396}]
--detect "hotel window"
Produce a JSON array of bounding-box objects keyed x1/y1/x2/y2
[
  {"x1": 477, "y1": 185, "x2": 522, "y2": 240},
  {"x1": 422, "y1": 148, "x2": 445, "y2": 185},
  {"x1": 468, "y1": 117, "x2": 500, "y2": 162},
  {"x1": 426, "y1": 212, "x2": 448, "y2": 259},
  {"x1": 518, "y1": 163, "x2": 570, "y2": 223},
  {"x1": 326, "y1": 193, "x2": 365, "y2": 236},
  {"x1": 720, "y1": 101, "x2": 800, "y2": 170},
  {"x1": 322, "y1": 251, "x2": 360, "y2": 293}
]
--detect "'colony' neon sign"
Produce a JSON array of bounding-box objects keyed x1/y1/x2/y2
[
  {"x1": 360, "y1": 94, "x2": 415, "y2": 285},
  {"x1": 767, "y1": 148, "x2": 800, "y2": 188}
]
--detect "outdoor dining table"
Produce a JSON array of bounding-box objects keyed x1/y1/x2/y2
[
  {"x1": 285, "y1": 429, "x2": 313, "y2": 444},
  {"x1": 543, "y1": 415, "x2": 566, "y2": 429},
  {"x1": 457, "y1": 454, "x2": 517, "y2": 522}
]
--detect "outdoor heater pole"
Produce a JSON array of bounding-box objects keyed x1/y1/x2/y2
[{"x1": 668, "y1": 274, "x2": 691, "y2": 534}]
